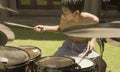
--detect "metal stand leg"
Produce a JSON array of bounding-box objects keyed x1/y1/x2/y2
[{"x1": 97, "y1": 38, "x2": 105, "y2": 72}]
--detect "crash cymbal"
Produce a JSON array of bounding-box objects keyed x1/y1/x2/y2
[
  {"x1": 105, "y1": 21, "x2": 120, "y2": 47},
  {"x1": 106, "y1": 38, "x2": 120, "y2": 47},
  {"x1": 110, "y1": 21, "x2": 120, "y2": 23},
  {"x1": 0, "y1": 24, "x2": 15, "y2": 44},
  {"x1": 0, "y1": 6, "x2": 18, "y2": 13},
  {"x1": 62, "y1": 23, "x2": 120, "y2": 38}
]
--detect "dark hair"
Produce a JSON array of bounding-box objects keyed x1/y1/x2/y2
[{"x1": 61, "y1": 0, "x2": 84, "y2": 12}]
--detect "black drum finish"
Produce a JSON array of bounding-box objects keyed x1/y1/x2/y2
[
  {"x1": 0, "y1": 24, "x2": 15, "y2": 43},
  {"x1": 0, "y1": 31, "x2": 8, "y2": 46},
  {"x1": 0, "y1": 46, "x2": 30, "y2": 72},
  {"x1": 35, "y1": 56, "x2": 81, "y2": 72}
]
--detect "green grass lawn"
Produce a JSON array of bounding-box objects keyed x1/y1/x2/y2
[{"x1": 6, "y1": 26, "x2": 120, "y2": 72}]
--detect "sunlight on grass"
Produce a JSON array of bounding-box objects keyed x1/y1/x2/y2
[{"x1": 103, "y1": 44, "x2": 120, "y2": 72}]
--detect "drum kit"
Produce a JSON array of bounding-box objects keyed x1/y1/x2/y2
[{"x1": 0, "y1": 21, "x2": 120, "y2": 72}]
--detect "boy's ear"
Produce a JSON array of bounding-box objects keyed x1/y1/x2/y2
[{"x1": 73, "y1": 10, "x2": 80, "y2": 15}]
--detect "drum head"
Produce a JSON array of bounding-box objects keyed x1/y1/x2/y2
[
  {"x1": 36, "y1": 56, "x2": 75, "y2": 68},
  {"x1": 70, "y1": 56, "x2": 94, "y2": 69},
  {"x1": 18, "y1": 45, "x2": 41, "y2": 60},
  {"x1": 0, "y1": 46, "x2": 29, "y2": 68}
]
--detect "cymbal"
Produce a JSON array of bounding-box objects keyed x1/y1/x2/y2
[
  {"x1": 110, "y1": 21, "x2": 120, "y2": 23},
  {"x1": 0, "y1": 6, "x2": 18, "y2": 13},
  {"x1": 105, "y1": 21, "x2": 120, "y2": 47},
  {"x1": 62, "y1": 23, "x2": 120, "y2": 38},
  {"x1": 106, "y1": 38, "x2": 120, "y2": 47},
  {"x1": 0, "y1": 24, "x2": 15, "y2": 45}
]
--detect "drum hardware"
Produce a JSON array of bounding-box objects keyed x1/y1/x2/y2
[
  {"x1": 62, "y1": 23, "x2": 120, "y2": 38},
  {"x1": 97, "y1": 38, "x2": 105, "y2": 72}
]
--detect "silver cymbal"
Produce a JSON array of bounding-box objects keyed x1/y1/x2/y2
[
  {"x1": 105, "y1": 21, "x2": 120, "y2": 47},
  {"x1": 0, "y1": 6, "x2": 18, "y2": 13},
  {"x1": 0, "y1": 24, "x2": 15, "y2": 45},
  {"x1": 106, "y1": 38, "x2": 120, "y2": 47},
  {"x1": 62, "y1": 23, "x2": 120, "y2": 38}
]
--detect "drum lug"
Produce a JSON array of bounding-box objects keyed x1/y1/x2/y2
[
  {"x1": 26, "y1": 65, "x2": 32, "y2": 72},
  {"x1": 73, "y1": 63, "x2": 81, "y2": 72}
]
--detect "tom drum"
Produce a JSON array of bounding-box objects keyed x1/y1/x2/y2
[
  {"x1": 35, "y1": 56, "x2": 81, "y2": 72},
  {"x1": 18, "y1": 45, "x2": 41, "y2": 72},
  {"x1": 0, "y1": 46, "x2": 29, "y2": 72}
]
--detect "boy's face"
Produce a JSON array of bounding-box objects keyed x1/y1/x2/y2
[
  {"x1": 61, "y1": 7, "x2": 79, "y2": 24},
  {"x1": 61, "y1": 7, "x2": 74, "y2": 22}
]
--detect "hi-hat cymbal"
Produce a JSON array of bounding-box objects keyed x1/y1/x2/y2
[
  {"x1": 62, "y1": 23, "x2": 120, "y2": 38},
  {"x1": 0, "y1": 24, "x2": 15, "y2": 45}
]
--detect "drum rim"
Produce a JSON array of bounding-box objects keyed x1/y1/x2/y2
[
  {"x1": 69, "y1": 56, "x2": 96, "y2": 69},
  {"x1": 18, "y1": 45, "x2": 41, "y2": 60},
  {"x1": 35, "y1": 56, "x2": 76, "y2": 69},
  {"x1": 7, "y1": 61, "x2": 29, "y2": 69},
  {"x1": 0, "y1": 46, "x2": 30, "y2": 69}
]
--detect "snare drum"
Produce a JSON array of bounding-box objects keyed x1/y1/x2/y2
[
  {"x1": 70, "y1": 56, "x2": 95, "y2": 72},
  {"x1": 0, "y1": 46, "x2": 29, "y2": 72},
  {"x1": 35, "y1": 56, "x2": 81, "y2": 72},
  {"x1": 18, "y1": 45, "x2": 41, "y2": 72}
]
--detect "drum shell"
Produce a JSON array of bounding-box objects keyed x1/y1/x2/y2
[
  {"x1": 0, "y1": 46, "x2": 30, "y2": 72},
  {"x1": 35, "y1": 56, "x2": 81, "y2": 72},
  {"x1": 5, "y1": 65, "x2": 28, "y2": 72},
  {"x1": 18, "y1": 45, "x2": 41, "y2": 62},
  {"x1": 0, "y1": 31, "x2": 8, "y2": 46},
  {"x1": 18, "y1": 45, "x2": 41, "y2": 72}
]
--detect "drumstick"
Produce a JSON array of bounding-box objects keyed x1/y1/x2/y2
[
  {"x1": 0, "y1": 6, "x2": 18, "y2": 13},
  {"x1": 78, "y1": 50, "x2": 89, "y2": 63},
  {"x1": 4, "y1": 22, "x2": 33, "y2": 29}
]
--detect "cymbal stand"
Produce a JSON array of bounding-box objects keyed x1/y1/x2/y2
[{"x1": 97, "y1": 38, "x2": 105, "y2": 72}]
